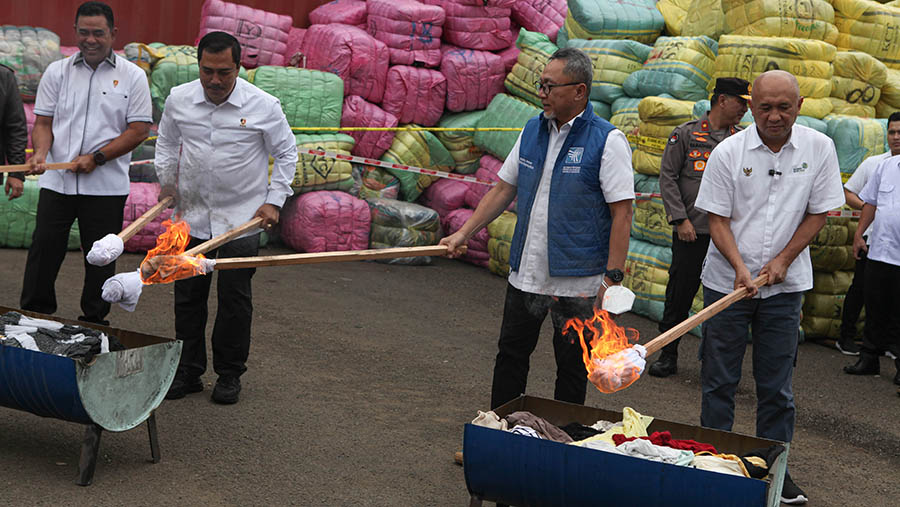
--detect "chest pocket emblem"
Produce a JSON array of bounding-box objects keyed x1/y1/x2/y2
[
  {"x1": 113, "y1": 79, "x2": 119, "y2": 87},
  {"x1": 694, "y1": 160, "x2": 706, "y2": 172},
  {"x1": 689, "y1": 149, "x2": 702, "y2": 158},
  {"x1": 566, "y1": 147, "x2": 584, "y2": 164}
]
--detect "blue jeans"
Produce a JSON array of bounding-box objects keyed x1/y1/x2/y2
[{"x1": 700, "y1": 287, "x2": 802, "y2": 443}]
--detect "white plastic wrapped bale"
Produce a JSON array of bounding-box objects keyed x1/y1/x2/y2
[
  {"x1": 564, "y1": 39, "x2": 653, "y2": 105},
  {"x1": 381, "y1": 66, "x2": 447, "y2": 126},
  {"x1": 877, "y1": 68, "x2": 900, "y2": 118},
  {"x1": 712, "y1": 35, "x2": 836, "y2": 119},
  {"x1": 473, "y1": 93, "x2": 541, "y2": 161},
  {"x1": 248, "y1": 66, "x2": 344, "y2": 129},
  {"x1": 556, "y1": 0, "x2": 665, "y2": 47},
  {"x1": 825, "y1": 115, "x2": 888, "y2": 179},
  {"x1": 380, "y1": 127, "x2": 456, "y2": 202},
  {"x1": 828, "y1": 51, "x2": 887, "y2": 117},
  {"x1": 341, "y1": 95, "x2": 398, "y2": 160},
  {"x1": 633, "y1": 96, "x2": 695, "y2": 176},
  {"x1": 309, "y1": 0, "x2": 368, "y2": 28},
  {"x1": 443, "y1": 208, "x2": 490, "y2": 268},
  {"x1": 624, "y1": 36, "x2": 717, "y2": 101},
  {"x1": 301, "y1": 24, "x2": 389, "y2": 104},
  {"x1": 436, "y1": 110, "x2": 486, "y2": 174},
  {"x1": 722, "y1": 0, "x2": 839, "y2": 44},
  {"x1": 280, "y1": 191, "x2": 371, "y2": 253},
  {"x1": 367, "y1": 197, "x2": 442, "y2": 265},
  {"x1": 289, "y1": 133, "x2": 357, "y2": 194},
  {"x1": 0, "y1": 26, "x2": 62, "y2": 101},
  {"x1": 504, "y1": 29, "x2": 559, "y2": 108},
  {"x1": 511, "y1": 0, "x2": 567, "y2": 43},
  {"x1": 422, "y1": 0, "x2": 516, "y2": 51},
  {"x1": 803, "y1": 270, "x2": 859, "y2": 340},
  {"x1": 350, "y1": 164, "x2": 401, "y2": 200},
  {"x1": 367, "y1": 0, "x2": 445, "y2": 67},
  {"x1": 195, "y1": 0, "x2": 292, "y2": 68},
  {"x1": 441, "y1": 46, "x2": 506, "y2": 112},
  {"x1": 833, "y1": 0, "x2": 900, "y2": 70},
  {"x1": 631, "y1": 174, "x2": 671, "y2": 247},
  {"x1": 487, "y1": 210, "x2": 517, "y2": 277}
]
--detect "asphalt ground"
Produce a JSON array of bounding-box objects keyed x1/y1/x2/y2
[{"x1": 0, "y1": 245, "x2": 897, "y2": 506}]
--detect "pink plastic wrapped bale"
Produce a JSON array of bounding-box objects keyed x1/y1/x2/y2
[
  {"x1": 283, "y1": 27, "x2": 306, "y2": 65},
  {"x1": 495, "y1": 43, "x2": 520, "y2": 73},
  {"x1": 443, "y1": 208, "x2": 490, "y2": 267},
  {"x1": 511, "y1": 0, "x2": 566, "y2": 42},
  {"x1": 309, "y1": 0, "x2": 368, "y2": 27},
  {"x1": 465, "y1": 155, "x2": 515, "y2": 210},
  {"x1": 280, "y1": 191, "x2": 371, "y2": 253},
  {"x1": 381, "y1": 66, "x2": 446, "y2": 126},
  {"x1": 196, "y1": 0, "x2": 292, "y2": 68},
  {"x1": 367, "y1": 0, "x2": 444, "y2": 67},
  {"x1": 59, "y1": 46, "x2": 80, "y2": 57},
  {"x1": 441, "y1": 46, "x2": 505, "y2": 112},
  {"x1": 301, "y1": 24, "x2": 389, "y2": 104},
  {"x1": 419, "y1": 178, "x2": 470, "y2": 219},
  {"x1": 341, "y1": 95, "x2": 398, "y2": 160},
  {"x1": 423, "y1": 0, "x2": 515, "y2": 51},
  {"x1": 121, "y1": 183, "x2": 175, "y2": 253}
]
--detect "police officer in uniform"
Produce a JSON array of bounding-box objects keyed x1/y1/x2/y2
[{"x1": 649, "y1": 77, "x2": 750, "y2": 377}]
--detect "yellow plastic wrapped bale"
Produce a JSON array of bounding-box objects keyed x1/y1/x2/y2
[
  {"x1": 487, "y1": 211, "x2": 517, "y2": 278},
  {"x1": 288, "y1": 133, "x2": 356, "y2": 194},
  {"x1": 436, "y1": 110, "x2": 486, "y2": 175},
  {"x1": 631, "y1": 177, "x2": 672, "y2": 246},
  {"x1": 558, "y1": 0, "x2": 666, "y2": 46},
  {"x1": 812, "y1": 222, "x2": 850, "y2": 247},
  {"x1": 876, "y1": 68, "x2": 900, "y2": 118},
  {"x1": 802, "y1": 270, "x2": 859, "y2": 339},
  {"x1": 827, "y1": 51, "x2": 887, "y2": 117},
  {"x1": 623, "y1": 36, "x2": 718, "y2": 101},
  {"x1": 722, "y1": 0, "x2": 839, "y2": 44},
  {"x1": 812, "y1": 270, "x2": 854, "y2": 294},
  {"x1": 564, "y1": 39, "x2": 653, "y2": 104},
  {"x1": 504, "y1": 29, "x2": 558, "y2": 108},
  {"x1": 810, "y1": 244, "x2": 856, "y2": 272},
  {"x1": 634, "y1": 96, "x2": 695, "y2": 175},
  {"x1": 657, "y1": 0, "x2": 694, "y2": 35},
  {"x1": 610, "y1": 97, "x2": 642, "y2": 150},
  {"x1": 624, "y1": 238, "x2": 672, "y2": 322},
  {"x1": 681, "y1": 0, "x2": 727, "y2": 39},
  {"x1": 380, "y1": 127, "x2": 455, "y2": 202},
  {"x1": 825, "y1": 115, "x2": 888, "y2": 175},
  {"x1": 833, "y1": 0, "x2": 900, "y2": 70}
]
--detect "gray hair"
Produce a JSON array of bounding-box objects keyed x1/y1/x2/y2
[{"x1": 548, "y1": 47, "x2": 593, "y2": 96}]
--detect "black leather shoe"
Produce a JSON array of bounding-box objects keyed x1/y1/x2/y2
[
  {"x1": 843, "y1": 354, "x2": 879, "y2": 375},
  {"x1": 649, "y1": 354, "x2": 677, "y2": 377},
  {"x1": 165, "y1": 374, "x2": 203, "y2": 400},
  {"x1": 212, "y1": 376, "x2": 241, "y2": 404},
  {"x1": 894, "y1": 359, "x2": 900, "y2": 386}
]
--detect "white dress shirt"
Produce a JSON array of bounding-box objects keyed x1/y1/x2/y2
[
  {"x1": 497, "y1": 109, "x2": 635, "y2": 297},
  {"x1": 858, "y1": 154, "x2": 900, "y2": 267},
  {"x1": 695, "y1": 124, "x2": 845, "y2": 298},
  {"x1": 845, "y1": 151, "x2": 892, "y2": 244},
  {"x1": 155, "y1": 78, "x2": 297, "y2": 240},
  {"x1": 34, "y1": 52, "x2": 152, "y2": 195}
]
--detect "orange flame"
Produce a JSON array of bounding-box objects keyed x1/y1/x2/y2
[
  {"x1": 139, "y1": 219, "x2": 206, "y2": 284},
  {"x1": 563, "y1": 308, "x2": 641, "y2": 393}
]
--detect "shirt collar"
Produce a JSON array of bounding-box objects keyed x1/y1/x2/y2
[
  {"x1": 193, "y1": 78, "x2": 245, "y2": 107},
  {"x1": 547, "y1": 107, "x2": 586, "y2": 134},
  {"x1": 748, "y1": 122, "x2": 797, "y2": 153},
  {"x1": 72, "y1": 50, "x2": 116, "y2": 68}
]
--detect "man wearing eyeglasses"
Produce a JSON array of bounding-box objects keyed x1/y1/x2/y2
[{"x1": 441, "y1": 48, "x2": 634, "y2": 408}]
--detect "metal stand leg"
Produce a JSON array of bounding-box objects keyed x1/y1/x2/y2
[
  {"x1": 76, "y1": 423, "x2": 103, "y2": 486},
  {"x1": 147, "y1": 412, "x2": 160, "y2": 463}
]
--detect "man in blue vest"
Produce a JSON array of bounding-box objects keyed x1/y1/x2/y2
[{"x1": 441, "y1": 48, "x2": 635, "y2": 408}]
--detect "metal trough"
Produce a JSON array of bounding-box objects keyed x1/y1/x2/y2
[{"x1": 0, "y1": 305, "x2": 181, "y2": 485}]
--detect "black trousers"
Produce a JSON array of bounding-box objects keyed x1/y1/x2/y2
[
  {"x1": 20, "y1": 189, "x2": 127, "y2": 324},
  {"x1": 174, "y1": 234, "x2": 259, "y2": 379},
  {"x1": 840, "y1": 250, "x2": 867, "y2": 340},
  {"x1": 490, "y1": 283, "x2": 595, "y2": 409},
  {"x1": 658, "y1": 232, "x2": 710, "y2": 356},
  {"x1": 861, "y1": 258, "x2": 900, "y2": 358}
]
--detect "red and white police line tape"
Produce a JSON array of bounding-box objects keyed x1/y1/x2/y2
[{"x1": 825, "y1": 209, "x2": 861, "y2": 217}]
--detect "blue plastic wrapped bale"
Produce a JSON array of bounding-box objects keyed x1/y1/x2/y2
[
  {"x1": 825, "y1": 115, "x2": 888, "y2": 176},
  {"x1": 557, "y1": 0, "x2": 665, "y2": 47},
  {"x1": 474, "y1": 93, "x2": 541, "y2": 161},
  {"x1": 0, "y1": 179, "x2": 81, "y2": 249},
  {"x1": 624, "y1": 36, "x2": 718, "y2": 101},
  {"x1": 464, "y1": 395, "x2": 789, "y2": 507},
  {"x1": 564, "y1": 39, "x2": 653, "y2": 104},
  {"x1": 590, "y1": 100, "x2": 612, "y2": 120}
]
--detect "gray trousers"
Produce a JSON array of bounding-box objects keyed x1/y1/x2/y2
[{"x1": 700, "y1": 287, "x2": 802, "y2": 443}]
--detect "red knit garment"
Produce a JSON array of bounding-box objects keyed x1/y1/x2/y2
[{"x1": 611, "y1": 431, "x2": 717, "y2": 454}]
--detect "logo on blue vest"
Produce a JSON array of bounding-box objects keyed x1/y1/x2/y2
[{"x1": 566, "y1": 147, "x2": 584, "y2": 164}]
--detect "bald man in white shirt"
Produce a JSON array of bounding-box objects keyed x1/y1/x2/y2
[
  {"x1": 694, "y1": 70, "x2": 845, "y2": 505},
  {"x1": 155, "y1": 32, "x2": 297, "y2": 404}
]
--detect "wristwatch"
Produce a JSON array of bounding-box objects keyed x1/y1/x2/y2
[
  {"x1": 605, "y1": 268, "x2": 624, "y2": 284},
  {"x1": 93, "y1": 150, "x2": 107, "y2": 166}
]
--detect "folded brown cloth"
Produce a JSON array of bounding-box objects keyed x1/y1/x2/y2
[{"x1": 505, "y1": 411, "x2": 573, "y2": 443}]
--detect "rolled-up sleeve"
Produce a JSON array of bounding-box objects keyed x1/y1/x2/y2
[
  {"x1": 154, "y1": 95, "x2": 181, "y2": 188},
  {"x1": 694, "y1": 145, "x2": 733, "y2": 217},
  {"x1": 263, "y1": 99, "x2": 297, "y2": 208}
]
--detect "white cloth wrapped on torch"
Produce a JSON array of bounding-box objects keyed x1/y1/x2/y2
[
  {"x1": 86, "y1": 233, "x2": 125, "y2": 266},
  {"x1": 588, "y1": 344, "x2": 647, "y2": 393},
  {"x1": 102, "y1": 258, "x2": 217, "y2": 311}
]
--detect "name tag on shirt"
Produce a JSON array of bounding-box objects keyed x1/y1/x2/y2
[
  {"x1": 519, "y1": 157, "x2": 535, "y2": 170},
  {"x1": 562, "y1": 165, "x2": 581, "y2": 174}
]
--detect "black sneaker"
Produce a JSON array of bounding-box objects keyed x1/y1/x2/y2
[
  {"x1": 835, "y1": 338, "x2": 860, "y2": 356},
  {"x1": 780, "y1": 472, "x2": 808, "y2": 505},
  {"x1": 165, "y1": 373, "x2": 203, "y2": 400},
  {"x1": 211, "y1": 376, "x2": 241, "y2": 404},
  {"x1": 648, "y1": 354, "x2": 677, "y2": 378}
]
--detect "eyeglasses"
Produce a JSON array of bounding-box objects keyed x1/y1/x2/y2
[{"x1": 534, "y1": 81, "x2": 582, "y2": 95}]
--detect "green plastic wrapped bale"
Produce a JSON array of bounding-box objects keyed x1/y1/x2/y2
[
  {"x1": 564, "y1": 39, "x2": 653, "y2": 104},
  {"x1": 367, "y1": 197, "x2": 441, "y2": 265},
  {"x1": 380, "y1": 127, "x2": 455, "y2": 202},
  {"x1": 624, "y1": 36, "x2": 718, "y2": 101},
  {"x1": 474, "y1": 94, "x2": 541, "y2": 161},
  {"x1": 504, "y1": 29, "x2": 559, "y2": 108},
  {"x1": 436, "y1": 110, "x2": 486, "y2": 175},
  {"x1": 802, "y1": 270, "x2": 859, "y2": 339},
  {"x1": 623, "y1": 237, "x2": 671, "y2": 322},
  {"x1": 289, "y1": 133, "x2": 356, "y2": 194},
  {"x1": 810, "y1": 244, "x2": 856, "y2": 272},
  {"x1": 558, "y1": 0, "x2": 665, "y2": 46},
  {"x1": 812, "y1": 270, "x2": 854, "y2": 294},
  {"x1": 812, "y1": 222, "x2": 851, "y2": 247},
  {"x1": 0, "y1": 179, "x2": 80, "y2": 249},
  {"x1": 150, "y1": 47, "x2": 248, "y2": 122},
  {"x1": 825, "y1": 115, "x2": 888, "y2": 175},
  {"x1": 350, "y1": 164, "x2": 400, "y2": 200},
  {"x1": 0, "y1": 26, "x2": 62, "y2": 101},
  {"x1": 248, "y1": 66, "x2": 344, "y2": 129},
  {"x1": 487, "y1": 211, "x2": 517, "y2": 277},
  {"x1": 591, "y1": 100, "x2": 612, "y2": 121}
]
